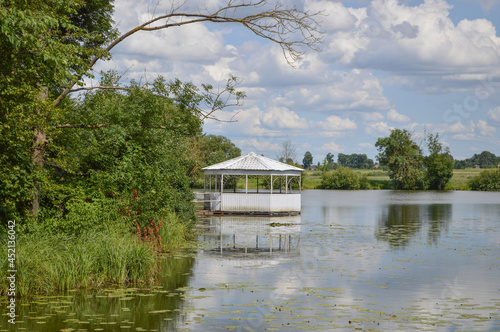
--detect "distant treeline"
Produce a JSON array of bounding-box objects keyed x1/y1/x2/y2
[
  {"x1": 305, "y1": 151, "x2": 499, "y2": 170},
  {"x1": 454, "y1": 151, "x2": 500, "y2": 169}
]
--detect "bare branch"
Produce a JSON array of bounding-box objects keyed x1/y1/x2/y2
[
  {"x1": 68, "y1": 86, "x2": 129, "y2": 93},
  {"x1": 53, "y1": 0, "x2": 322, "y2": 107}
]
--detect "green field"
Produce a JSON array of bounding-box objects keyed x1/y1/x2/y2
[
  {"x1": 302, "y1": 168, "x2": 495, "y2": 190},
  {"x1": 206, "y1": 168, "x2": 496, "y2": 191}
]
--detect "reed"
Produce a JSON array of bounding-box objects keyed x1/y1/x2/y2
[{"x1": 0, "y1": 228, "x2": 158, "y2": 296}]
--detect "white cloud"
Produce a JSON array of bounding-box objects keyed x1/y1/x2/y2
[
  {"x1": 261, "y1": 107, "x2": 309, "y2": 129},
  {"x1": 487, "y1": 106, "x2": 500, "y2": 122},
  {"x1": 317, "y1": 115, "x2": 357, "y2": 131},
  {"x1": 236, "y1": 139, "x2": 280, "y2": 154},
  {"x1": 322, "y1": 142, "x2": 344, "y2": 152},
  {"x1": 365, "y1": 122, "x2": 393, "y2": 135},
  {"x1": 453, "y1": 133, "x2": 477, "y2": 140},
  {"x1": 359, "y1": 142, "x2": 372, "y2": 148},
  {"x1": 262, "y1": 69, "x2": 390, "y2": 112},
  {"x1": 361, "y1": 112, "x2": 385, "y2": 122},
  {"x1": 314, "y1": 0, "x2": 500, "y2": 93},
  {"x1": 477, "y1": 119, "x2": 496, "y2": 136},
  {"x1": 387, "y1": 109, "x2": 411, "y2": 123}
]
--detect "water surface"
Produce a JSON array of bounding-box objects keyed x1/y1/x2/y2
[{"x1": 1, "y1": 190, "x2": 499, "y2": 331}]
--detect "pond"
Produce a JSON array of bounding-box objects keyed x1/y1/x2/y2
[{"x1": 1, "y1": 190, "x2": 499, "y2": 331}]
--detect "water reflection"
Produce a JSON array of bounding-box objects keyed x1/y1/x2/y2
[
  {"x1": 0, "y1": 255, "x2": 195, "y2": 331},
  {"x1": 375, "y1": 203, "x2": 452, "y2": 248},
  {"x1": 2, "y1": 190, "x2": 500, "y2": 331},
  {"x1": 198, "y1": 215, "x2": 301, "y2": 256}
]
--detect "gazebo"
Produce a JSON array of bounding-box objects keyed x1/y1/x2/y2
[{"x1": 200, "y1": 152, "x2": 303, "y2": 214}]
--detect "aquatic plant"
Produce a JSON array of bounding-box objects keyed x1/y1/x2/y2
[{"x1": 0, "y1": 228, "x2": 158, "y2": 296}]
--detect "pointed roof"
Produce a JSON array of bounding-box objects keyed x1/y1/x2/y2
[{"x1": 202, "y1": 152, "x2": 303, "y2": 175}]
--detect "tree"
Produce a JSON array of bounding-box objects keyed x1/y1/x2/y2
[
  {"x1": 337, "y1": 153, "x2": 374, "y2": 169},
  {"x1": 319, "y1": 153, "x2": 335, "y2": 172},
  {"x1": 468, "y1": 169, "x2": 500, "y2": 191},
  {"x1": 302, "y1": 151, "x2": 313, "y2": 169},
  {"x1": 454, "y1": 151, "x2": 500, "y2": 169},
  {"x1": 376, "y1": 129, "x2": 454, "y2": 190},
  {"x1": 320, "y1": 166, "x2": 369, "y2": 190},
  {"x1": 49, "y1": 75, "x2": 201, "y2": 228},
  {"x1": 375, "y1": 129, "x2": 426, "y2": 190},
  {"x1": 277, "y1": 138, "x2": 297, "y2": 164},
  {"x1": 0, "y1": 0, "x2": 322, "y2": 223},
  {"x1": 425, "y1": 134, "x2": 453, "y2": 190},
  {"x1": 202, "y1": 135, "x2": 242, "y2": 166}
]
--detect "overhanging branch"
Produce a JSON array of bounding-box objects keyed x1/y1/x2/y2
[{"x1": 53, "y1": 0, "x2": 322, "y2": 108}]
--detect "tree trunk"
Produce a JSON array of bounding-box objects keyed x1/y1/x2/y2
[{"x1": 31, "y1": 87, "x2": 48, "y2": 220}]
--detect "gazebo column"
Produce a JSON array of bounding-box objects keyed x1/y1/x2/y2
[
  {"x1": 221, "y1": 174, "x2": 224, "y2": 194},
  {"x1": 285, "y1": 175, "x2": 288, "y2": 194},
  {"x1": 245, "y1": 175, "x2": 248, "y2": 194},
  {"x1": 209, "y1": 175, "x2": 212, "y2": 192},
  {"x1": 270, "y1": 175, "x2": 273, "y2": 194},
  {"x1": 257, "y1": 176, "x2": 259, "y2": 193}
]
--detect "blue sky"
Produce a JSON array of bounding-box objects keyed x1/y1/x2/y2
[{"x1": 94, "y1": 0, "x2": 500, "y2": 163}]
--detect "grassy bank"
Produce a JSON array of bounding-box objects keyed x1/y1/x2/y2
[
  {"x1": 0, "y1": 229, "x2": 157, "y2": 296},
  {"x1": 303, "y1": 168, "x2": 496, "y2": 190},
  {"x1": 0, "y1": 207, "x2": 193, "y2": 296}
]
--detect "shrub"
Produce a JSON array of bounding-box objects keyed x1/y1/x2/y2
[
  {"x1": 320, "y1": 166, "x2": 370, "y2": 190},
  {"x1": 468, "y1": 169, "x2": 500, "y2": 191}
]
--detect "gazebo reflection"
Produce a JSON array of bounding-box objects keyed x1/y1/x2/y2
[{"x1": 198, "y1": 215, "x2": 301, "y2": 255}]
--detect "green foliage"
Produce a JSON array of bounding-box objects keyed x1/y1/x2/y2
[
  {"x1": 337, "y1": 153, "x2": 374, "y2": 169},
  {"x1": 468, "y1": 169, "x2": 500, "y2": 191},
  {"x1": 302, "y1": 151, "x2": 313, "y2": 169},
  {"x1": 376, "y1": 130, "x2": 454, "y2": 190},
  {"x1": 45, "y1": 74, "x2": 199, "y2": 229},
  {"x1": 454, "y1": 151, "x2": 500, "y2": 169},
  {"x1": 0, "y1": 0, "x2": 116, "y2": 223},
  {"x1": 425, "y1": 134, "x2": 454, "y2": 190},
  {"x1": 320, "y1": 166, "x2": 370, "y2": 190},
  {"x1": 376, "y1": 129, "x2": 425, "y2": 190},
  {"x1": 319, "y1": 153, "x2": 335, "y2": 171},
  {"x1": 201, "y1": 134, "x2": 241, "y2": 166},
  {"x1": 0, "y1": 228, "x2": 157, "y2": 296}
]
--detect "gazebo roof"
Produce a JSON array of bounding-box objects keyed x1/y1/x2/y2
[{"x1": 202, "y1": 152, "x2": 303, "y2": 176}]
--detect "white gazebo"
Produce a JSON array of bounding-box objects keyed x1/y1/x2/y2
[{"x1": 200, "y1": 152, "x2": 303, "y2": 214}]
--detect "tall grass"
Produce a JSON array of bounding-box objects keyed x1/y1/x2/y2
[
  {"x1": 0, "y1": 228, "x2": 158, "y2": 296},
  {"x1": 158, "y1": 211, "x2": 191, "y2": 252}
]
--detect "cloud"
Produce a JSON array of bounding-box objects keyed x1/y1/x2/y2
[
  {"x1": 477, "y1": 119, "x2": 496, "y2": 136},
  {"x1": 365, "y1": 122, "x2": 394, "y2": 135},
  {"x1": 236, "y1": 139, "x2": 280, "y2": 154},
  {"x1": 322, "y1": 142, "x2": 344, "y2": 152},
  {"x1": 317, "y1": 115, "x2": 357, "y2": 131},
  {"x1": 361, "y1": 112, "x2": 385, "y2": 122},
  {"x1": 487, "y1": 106, "x2": 500, "y2": 122},
  {"x1": 313, "y1": 0, "x2": 500, "y2": 93},
  {"x1": 261, "y1": 107, "x2": 309, "y2": 129},
  {"x1": 387, "y1": 109, "x2": 411, "y2": 123}
]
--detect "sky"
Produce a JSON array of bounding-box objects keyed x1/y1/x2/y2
[{"x1": 92, "y1": 0, "x2": 500, "y2": 164}]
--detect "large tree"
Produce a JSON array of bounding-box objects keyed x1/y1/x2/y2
[
  {"x1": 425, "y1": 134, "x2": 453, "y2": 190},
  {"x1": 302, "y1": 151, "x2": 313, "y2": 169},
  {"x1": 0, "y1": 0, "x2": 321, "y2": 223},
  {"x1": 376, "y1": 129, "x2": 453, "y2": 190},
  {"x1": 337, "y1": 153, "x2": 374, "y2": 169},
  {"x1": 375, "y1": 129, "x2": 426, "y2": 190}
]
